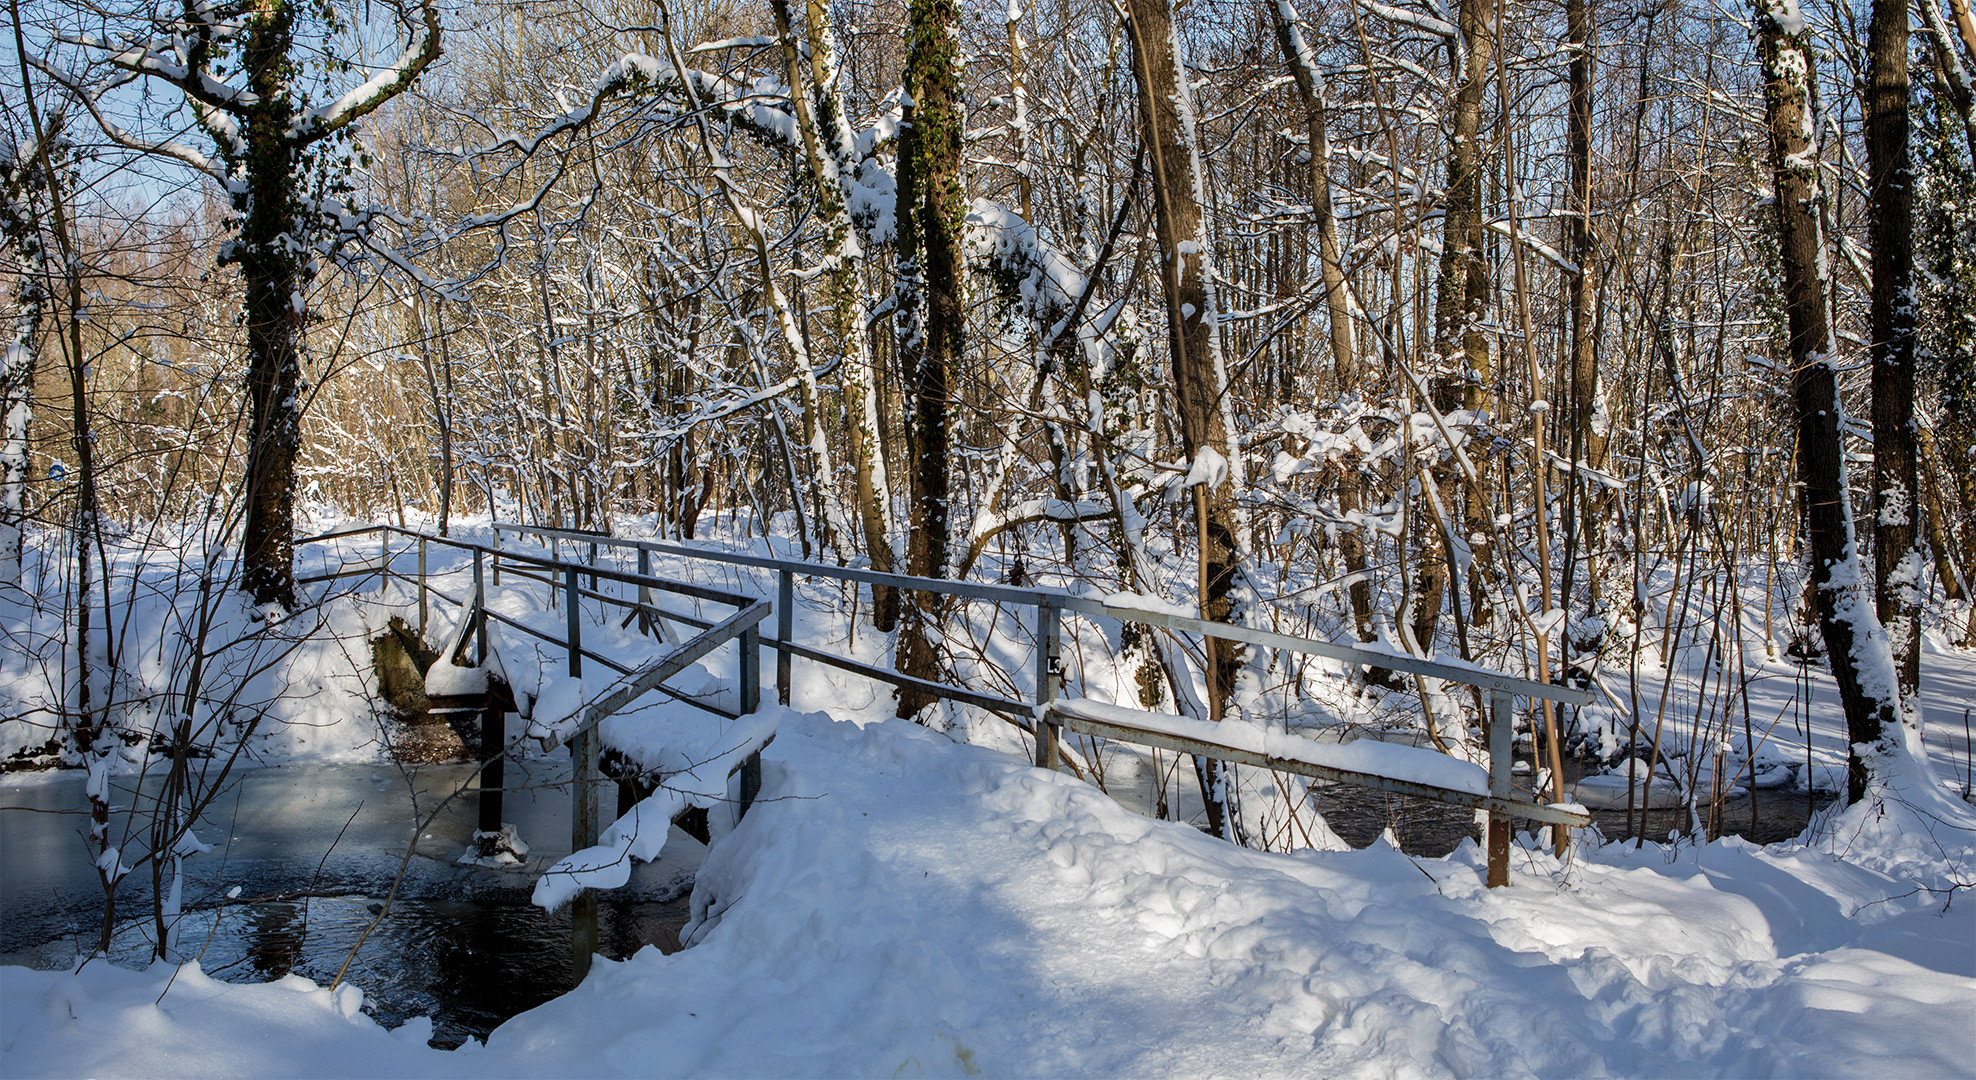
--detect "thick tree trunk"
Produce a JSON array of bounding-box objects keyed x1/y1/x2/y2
[
  {"x1": 1560, "y1": 0, "x2": 1605, "y2": 686},
  {"x1": 893, "y1": 0, "x2": 966, "y2": 716},
  {"x1": 0, "y1": 262, "x2": 36, "y2": 587},
  {"x1": 773, "y1": 0, "x2": 896, "y2": 624},
  {"x1": 1, "y1": 0, "x2": 47, "y2": 590},
  {"x1": 1867, "y1": 0, "x2": 1922, "y2": 703},
  {"x1": 1757, "y1": 0, "x2": 1901, "y2": 805},
  {"x1": 235, "y1": 3, "x2": 307, "y2": 610}
]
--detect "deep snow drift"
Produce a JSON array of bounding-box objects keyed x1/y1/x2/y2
[{"x1": 5, "y1": 705, "x2": 1973, "y2": 1078}]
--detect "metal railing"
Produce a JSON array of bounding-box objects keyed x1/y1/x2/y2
[
  {"x1": 295, "y1": 524, "x2": 770, "y2": 975},
  {"x1": 489, "y1": 521, "x2": 1593, "y2": 886}
]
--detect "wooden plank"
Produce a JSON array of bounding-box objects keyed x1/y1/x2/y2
[{"x1": 1048, "y1": 706, "x2": 1589, "y2": 829}]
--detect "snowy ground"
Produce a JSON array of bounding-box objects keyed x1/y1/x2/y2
[
  {"x1": 5, "y1": 701, "x2": 1974, "y2": 1077},
  {"x1": 4, "y1": 517, "x2": 1975, "y2": 1077}
]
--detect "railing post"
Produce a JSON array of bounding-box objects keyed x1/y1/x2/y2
[
  {"x1": 379, "y1": 530, "x2": 390, "y2": 589},
  {"x1": 739, "y1": 622, "x2": 762, "y2": 716},
  {"x1": 636, "y1": 547, "x2": 655, "y2": 637},
  {"x1": 473, "y1": 548, "x2": 487, "y2": 661},
  {"x1": 417, "y1": 537, "x2": 428, "y2": 643},
  {"x1": 472, "y1": 546, "x2": 503, "y2": 840},
  {"x1": 491, "y1": 527, "x2": 501, "y2": 587},
  {"x1": 737, "y1": 620, "x2": 763, "y2": 821},
  {"x1": 567, "y1": 560, "x2": 598, "y2": 980},
  {"x1": 1486, "y1": 690, "x2": 1512, "y2": 888},
  {"x1": 588, "y1": 540, "x2": 599, "y2": 592},
  {"x1": 1034, "y1": 601, "x2": 1062, "y2": 771},
  {"x1": 776, "y1": 569, "x2": 793, "y2": 707},
  {"x1": 566, "y1": 550, "x2": 583, "y2": 673}
]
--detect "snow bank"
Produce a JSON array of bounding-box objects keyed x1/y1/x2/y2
[
  {"x1": 0, "y1": 962, "x2": 439, "y2": 1078},
  {"x1": 6, "y1": 709, "x2": 1973, "y2": 1077},
  {"x1": 493, "y1": 714, "x2": 1969, "y2": 1077}
]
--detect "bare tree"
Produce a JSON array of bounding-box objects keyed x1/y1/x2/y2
[
  {"x1": 1121, "y1": 0, "x2": 1244, "y2": 841},
  {"x1": 893, "y1": 0, "x2": 968, "y2": 713},
  {"x1": 1868, "y1": 0, "x2": 1924, "y2": 705},
  {"x1": 1758, "y1": 0, "x2": 1901, "y2": 804},
  {"x1": 49, "y1": 0, "x2": 441, "y2": 607}
]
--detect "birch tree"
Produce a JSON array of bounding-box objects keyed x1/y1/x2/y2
[{"x1": 0, "y1": 112, "x2": 51, "y2": 588}]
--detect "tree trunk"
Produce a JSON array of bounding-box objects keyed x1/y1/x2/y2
[
  {"x1": 0, "y1": 7, "x2": 44, "y2": 589},
  {"x1": 1418, "y1": 0, "x2": 1497, "y2": 651},
  {"x1": 1559, "y1": 0, "x2": 1606, "y2": 675},
  {"x1": 1271, "y1": 1, "x2": 1376, "y2": 645},
  {"x1": 773, "y1": 0, "x2": 897, "y2": 624},
  {"x1": 235, "y1": 2, "x2": 307, "y2": 610},
  {"x1": 0, "y1": 207, "x2": 38, "y2": 588},
  {"x1": 892, "y1": 0, "x2": 966, "y2": 716},
  {"x1": 1757, "y1": 0, "x2": 1901, "y2": 805},
  {"x1": 1124, "y1": 0, "x2": 1243, "y2": 841},
  {"x1": 1868, "y1": 0, "x2": 1922, "y2": 703}
]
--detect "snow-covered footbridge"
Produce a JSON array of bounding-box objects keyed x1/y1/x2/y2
[
  {"x1": 297, "y1": 522, "x2": 1592, "y2": 976},
  {"x1": 5, "y1": 527, "x2": 1969, "y2": 1076}
]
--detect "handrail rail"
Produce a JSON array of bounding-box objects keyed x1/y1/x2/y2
[
  {"x1": 298, "y1": 524, "x2": 757, "y2": 608},
  {"x1": 487, "y1": 521, "x2": 1590, "y2": 707},
  {"x1": 547, "y1": 599, "x2": 771, "y2": 751}
]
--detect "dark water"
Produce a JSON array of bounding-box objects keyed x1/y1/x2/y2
[
  {"x1": 1309, "y1": 762, "x2": 1836, "y2": 854},
  {"x1": 1087, "y1": 734, "x2": 1832, "y2": 856},
  {"x1": 5, "y1": 891, "x2": 691, "y2": 1048},
  {"x1": 0, "y1": 761, "x2": 700, "y2": 1048}
]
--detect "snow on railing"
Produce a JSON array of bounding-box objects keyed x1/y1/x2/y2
[{"x1": 489, "y1": 522, "x2": 1592, "y2": 887}]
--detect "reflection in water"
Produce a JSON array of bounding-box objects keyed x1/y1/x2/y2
[
  {"x1": 1, "y1": 762, "x2": 698, "y2": 1050},
  {"x1": 243, "y1": 901, "x2": 306, "y2": 979},
  {"x1": 18, "y1": 893, "x2": 688, "y2": 1049}
]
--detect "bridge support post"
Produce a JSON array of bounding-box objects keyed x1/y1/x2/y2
[
  {"x1": 738, "y1": 623, "x2": 763, "y2": 821},
  {"x1": 567, "y1": 569, "x2": 600, "y2": 981},
  {"x1": 776, "y1": 569, "x2": 792, "y2": 707},
  {"x1": 417, "y1": 537, "x2": 428, "y2": 643},
  {"x1": 474, "y1": 549, "x2": 502, "y2": 837},
  {"x1": 1034, "y1": 602, "x2": 1061, "y2": 770},
  {"x1": 1486, "y1": 690, "x2": 1512, "y2": 888}
]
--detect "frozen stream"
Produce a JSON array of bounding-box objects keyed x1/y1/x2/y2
[{"x1": 0, "y1": 758, "x2": 705, "y2": 1048}]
